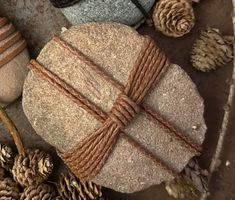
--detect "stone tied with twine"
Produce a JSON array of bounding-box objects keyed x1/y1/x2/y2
[
  {"x1": 23, "y1": 22, "x2": 206, "y2": 193},
  {"x1": 0, "y1": 17, "x2": 30, "y2": 107},
  {"x1": 49, "y1": 0, "x2": 155, "y2": 27}
]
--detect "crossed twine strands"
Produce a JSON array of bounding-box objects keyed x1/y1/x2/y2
[
  {"x1": 0, "y1": 17, "x2": 27, "y2": 68},
  {"x1": 28, "y1": 35, "x2": 202, "y2": 182}
]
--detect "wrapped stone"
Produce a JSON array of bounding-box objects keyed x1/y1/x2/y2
[
  {"x1": 0, "y1": 17, "x2": 30, "y2": 107},
  {"x1": 49, "y1": 0, "x2": 155, "y2": 27},
  {"x1": 23, "y1": 22, "x2": 206, "y2": 193}
]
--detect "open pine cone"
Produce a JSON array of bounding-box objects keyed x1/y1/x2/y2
[
  {"x1": 57, "y1": 173, "x2": 107, "y2": 200},
  {"x1": 21, "y1": 183, "x2": 58, "y2": 200},
  {"x1": 12, "y1": 149, "x2": 53, "y2": 187},
  {"x1": 153, "y1": 0, "x2": 195, "y2": 37},
  {"x1": 165, "y1": 158, "x2": 209, "y2": 199},
  {"x1": 0, "y1": 177, "x2": 20, "y2": 200},
  {"x1": 0, "y1": 144, "x2": 14, "y2": 170},
  {"x1": 191, "y1": 28, "x2": 233, "y2": 72}
]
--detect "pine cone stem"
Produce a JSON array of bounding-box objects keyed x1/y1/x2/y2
[{"x1": 0, "y1": 106, "x2": 25, "y2": 156}]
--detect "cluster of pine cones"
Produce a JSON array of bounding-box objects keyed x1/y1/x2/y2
[
  {"x1": 151, "y1": 0, "x2": 233, "y2": 71},
  {"x1": 0, "y1": 144, "x2": 107, "y2": 200}
]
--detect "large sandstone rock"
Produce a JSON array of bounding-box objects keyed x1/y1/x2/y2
[
  {"x1": 0, "y1": 17, "x2": 30, "y2": 107},
  {"x1": 22, "y1": 23, "x2": 206, "y2": 193}
]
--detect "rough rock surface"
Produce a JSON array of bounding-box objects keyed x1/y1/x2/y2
[
  {"x1": 60, "y1": 0, "x2": 155, "y2": 26},
  {"x1": 22, "y1": 23, "x2": 206, "y2": 193},
  {"x1": 0, "y1": 50, "x2": 29, "y2": 107}
]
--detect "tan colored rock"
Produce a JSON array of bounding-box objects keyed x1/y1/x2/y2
[
  {"x1": 22, "y1": 23, "x2": 206, "y2": 193},
  {"x1": 0, "y1": 17, "x2": 30, "y2": 107}
]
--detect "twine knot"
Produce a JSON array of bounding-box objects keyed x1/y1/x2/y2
[{"x1": 109, "y1": 94, "x2": 139, "y2": 129}]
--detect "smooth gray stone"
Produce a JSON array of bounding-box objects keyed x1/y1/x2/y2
[{"x1": 60, "y1": 0, "x2": 155, "y2": 26}]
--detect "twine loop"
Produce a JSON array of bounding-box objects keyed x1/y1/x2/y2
[{"x1": 109, "y1": 93, "x2": 139, "y2": 129}]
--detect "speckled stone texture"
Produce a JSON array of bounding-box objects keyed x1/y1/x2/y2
[
  {"x1": 59, "y1": 0, "x2": 155, "y2": 26},
  {"x1": 0, "y1": 49, "x2": 29, "y2": 107},
  {"x1": 22, "y1": 23, "x2": 206, "y2": 193}
]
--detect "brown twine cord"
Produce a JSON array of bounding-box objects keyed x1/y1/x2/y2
[
  {"x1": 53, "y1": 35, "x2": 201, "y2": 154},
  {"x1": 0, "y1": 39, "x2": 27, "y2": 68},
  {"x1": 0, "y1": 23, "x2": 15, "y2": 41},
  {"x1": 0, "y1": 18, "x2": 8, "y2": 29},
  {"x1": 0, "y1": 31, "x2": 21, "y2": 54},
  {"x1": 28, "y1": 35, "x2": 201, "y2": 181},
  {"x1": 0, "y1": 106, "x2": 26, "y2": 156}
]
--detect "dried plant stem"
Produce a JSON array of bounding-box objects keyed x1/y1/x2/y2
[
  {"x1": 0, "y1": 106, "x2": 25, "y2": 156},
  {"x1": 200, "y1": 2, "x2": 235, "y2": 199}
]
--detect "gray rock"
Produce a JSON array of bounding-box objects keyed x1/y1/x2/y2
[
  {"x1": 60, "y1": 0, "x2": 155, "y2": 26},
  {"x1": 23, "y1": 23, "x2": 206, "y2": 193}
]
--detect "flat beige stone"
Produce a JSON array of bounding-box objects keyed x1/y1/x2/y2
[{"x1": 22, "y1": 22, "x2": 206, "y2": 193}]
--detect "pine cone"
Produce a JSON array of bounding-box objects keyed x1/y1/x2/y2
[
  {"x1": 165, "y1": 176, "x2": 197, "y2": 199},
  {"x1": 57, "y1": 173, "x2": 107, "y2": 200},
  {"x1": 12, "y1": 149, "x2": 53, "y2": 187},
  {"x1": 153, "y1": 0, "x2": 195, "y2": 37},
  {"x1": 0, "y1": 144, "x2": 14, "y2": 170},
  {"x1": 183, "y1": 158, "x2": 209, "y2": 192},
  {"x1": 20, "y1": 183, "x2": 58, "y2": 200},
  {"x1": 191, "y1": 28, "x2": 233, "y2": 72},
  {"x1": 165, "y1": 158, "x2": 209, "y2": 199},
  {"x1": 0, "y1": 177, "x2": 20, "y2": 200}
]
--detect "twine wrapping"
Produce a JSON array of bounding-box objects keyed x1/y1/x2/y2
[
  {"x1": 28, "y1": 35, "x2": 201, "y2": 181},
  {"x1": 0, "y1": 18, "x2": 27, "y2": 68},
  {"x1": 130, "y1": 0, "x2": 150, "y2": 19},
  {"x1": 0, "y1": 40, "x2": 27, "y2": 68},
  {"x1": 50, "y1": 0, "x2": 81, "y2": 8}
]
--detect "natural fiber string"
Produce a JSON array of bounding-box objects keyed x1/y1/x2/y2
[
  {"x1": 0, "y1": 32, "x2": 21, "y2": 54},
  {"x1": 0, "y1": 24, "x2": 15, "y2": 41},
  {"x1": 50, "y1": 0, "x2": 80, "y2": 8},
  {"x1": 28, "y1": 52, "x2": 178, "y2": 181},
  {"x1": 0, "y1": 40, "x2": 27, "y2": 68},
  {"x1": 28, "y1": 36, "x2": 200, "y2": 181},
  {"x1": 53, "y1": 35, "x2": 201, "y2": 154},
  {"x1": 0, "y1": 19, "x2": 26, "y2": 68},
  {"x1": 130, "y1": 0, "x2": 151, "y2": 19}
]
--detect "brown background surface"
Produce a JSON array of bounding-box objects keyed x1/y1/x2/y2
[{"x1": 0, "y1": 0, "x2": 234, "y2": 199}]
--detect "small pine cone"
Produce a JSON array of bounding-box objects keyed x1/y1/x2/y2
[
  {"x1": 12, "y1": 149, "x2": 53, "y2": 187},
  {"x1": 20, "y1": 183, "x2": 58, "y2": 200},
  {"x1": 0, "y1": 144, "x2": 14, "y2": 170},
  {"x1": 0, "y1": 177, "x2": 20, "y2": 200},
  {"x1": 191, "y1": 28, "x2": 233, "y2": 72},
  {"x1": 165, "y1": 176, "x2": 196, "y2": 199},
  {"x1": 153, "y1": 0, "x2": 195, "y2": 37},
  {"x1": 57, "y1": 173, "x2": 106, "y2": 200},
  {"x1": 183, "y1": 158, "x2": 209, "y2": 192}
]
